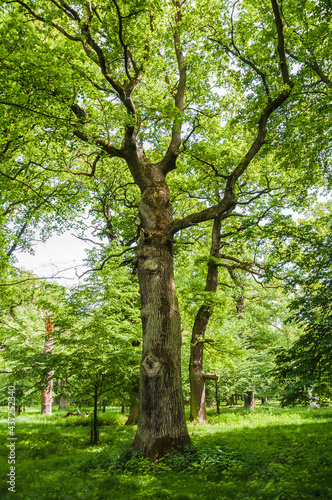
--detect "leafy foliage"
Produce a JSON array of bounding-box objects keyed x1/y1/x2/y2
[{"x1": 275, "y1": 207, "x2": 332, "y2": 405}]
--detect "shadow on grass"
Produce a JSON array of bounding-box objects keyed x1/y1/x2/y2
[{"x1": 0, "y1": 408, "x2": 332, "y2": 500}]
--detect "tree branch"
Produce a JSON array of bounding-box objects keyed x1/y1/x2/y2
[
  {"x1": 170, "y1": 85, "x2": 292, "y2": 234},
  {"x1": 8, "y1": 0, "x2": 82, "y2": 41},
  {"x1": 271, "y1": 0, "x2": 292, "y2": 85},
  {"x1": 203, "y1": 373, "x2": 220, "y2": 381},
  {"x1": 287, "y1": 51, "x2": 332, "y2": 86},
  {"x1": 158, "y1": 0, "x2": 187, "y2": 175}
]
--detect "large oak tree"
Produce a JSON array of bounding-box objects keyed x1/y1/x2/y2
[{"x1": 1, "y1": 0, "x2": 331, "y2": 457}]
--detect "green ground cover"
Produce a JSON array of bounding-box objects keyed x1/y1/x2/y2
[{"x1": 0, "y1": 405, "x2": 332, "y2": 500}]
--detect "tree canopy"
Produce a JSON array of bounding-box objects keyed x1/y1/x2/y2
[{"x1": 1, "y1": 0, "x2": 332, "y2": 457}]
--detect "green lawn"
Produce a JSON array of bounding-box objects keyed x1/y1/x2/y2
[{"x1": 1, "y1": 405, "x2": 332, "y2": 499}]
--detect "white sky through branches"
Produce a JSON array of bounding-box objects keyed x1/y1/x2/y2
[{"x1": 16, "y1": 231, "x2": 90, "y2": 287}]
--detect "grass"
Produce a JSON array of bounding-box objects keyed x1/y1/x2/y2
[{"x1": 1, "y1": 404, "x2": 332, "y2": 499}]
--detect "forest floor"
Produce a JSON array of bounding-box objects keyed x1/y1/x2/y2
[{"x1": 0, "y1": 404, "x2": 332, "y2": 499}]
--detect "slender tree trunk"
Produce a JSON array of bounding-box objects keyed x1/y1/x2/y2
[
  {"x1": 189, "y1": 215, "x2": 222, "y2": 423},
  {"x1": 91, "y1": 386, "x2": 99, "y2": 444},
  {"x1": 215, "y1": 381, "x2": 221, "y2": 415},
  {"x1": 125, "y1": 389, "x2": 139, "y2": 425},
  {"x1": 229, "y1": 284, "x2": 257, "y2": 412},
  {"x1": 41, "y1": 315, "x2": 54, "y2": 415},
  {"x1": 121, "y1": 403, "x2": 125, "y2": 414},
  {"x1": 132, "y1": 169, "x2": 190, "y2": 458},
  {"x1": 102, "y1": 401, "x2": 106, "y2": 413}
]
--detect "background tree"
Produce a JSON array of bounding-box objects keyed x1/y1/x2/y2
[
  {"x1": 48, "y1": 262, "x2": 142, "y2": 443},
  {"x1": 0, "y1": 274, "x2": 63, "y2": 413},
  {"x1": 275, "y1": 205, "x2": 332, "y2": 405}
]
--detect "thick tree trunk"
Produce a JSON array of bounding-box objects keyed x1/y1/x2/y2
[
  {"x1": 132, "y1": 169, "x2": 190, "y2": 458},
  {"x1": 243, "y1": 389, "x2": 255, "y2": 410},
  {"x1": 41, "y1": 316, "x2": 54, "y2": 416},
  {"x1": 125, "y1": 389, "x2": 139, "y2": 425},
  {"x1": 41, "y1": 377, "x2": 53, "y2": 414},
  {"x1": 189, "y1": 215, "x2": 222, "y2": 423}
]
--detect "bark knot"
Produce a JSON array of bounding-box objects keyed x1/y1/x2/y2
[
  {"x1": 142, "y1": 354, "x2": 161, "y2": 377},
  {"x1": 143, "y1": 258, "x2": 160, "y2": 273}
]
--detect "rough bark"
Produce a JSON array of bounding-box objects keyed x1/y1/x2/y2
[
  {"x1": 189, "y1": 215, "x2": 222, "y2": 423},
  {"x1": 132, "y1": 162, "x2": 190, "y2": 458},
  {"x1": 41, "y1": 316, "x2": 54, "y2": 416}
]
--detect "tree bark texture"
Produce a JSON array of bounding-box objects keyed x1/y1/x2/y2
[
  {"x1": 132, "y1": 167, "x2": 190, "y2": 458},
  {"x1": 41, "y1": 316, "x2": 54, "y2": 416},
  {"x1": 189, "y1": 215, "x2": 222, "y2": 423}
]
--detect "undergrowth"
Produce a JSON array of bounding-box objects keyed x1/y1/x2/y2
[{"x1": 0, "y1": 405, "x2": 332, "y2": 499}]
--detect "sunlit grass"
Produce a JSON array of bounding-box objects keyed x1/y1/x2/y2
[{"x1": 0, "y1": 404, "x2": 332, "y2": 499}]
